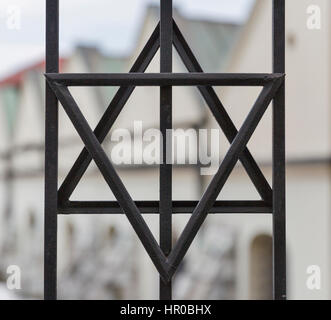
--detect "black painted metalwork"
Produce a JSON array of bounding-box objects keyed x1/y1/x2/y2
[
  {"x1": 45, "y1": 0, "x2": 286, "y2": 300},
  {"x1": 44, "y1": 0, "x2": 59, "y2": 301}
]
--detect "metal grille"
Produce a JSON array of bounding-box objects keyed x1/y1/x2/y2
[{"x1": 44, "y1": 0, "x2": 286, "y2": 300}]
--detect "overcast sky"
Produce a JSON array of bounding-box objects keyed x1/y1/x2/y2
[{"x1": 0, "y1": 0, "x2": 255, "y2": 79}]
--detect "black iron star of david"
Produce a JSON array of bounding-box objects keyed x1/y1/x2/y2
[{"x1": 45, "y1": 20, "x2": 284, "y2": 283}]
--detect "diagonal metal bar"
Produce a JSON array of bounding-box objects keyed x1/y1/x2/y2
[
  {"x1": 173, "y1": 20, "x2": 273, "y2": 204},
  {"x1": 48, "y1": 81, "x2": 170, "y2": 282},
  {"x1": 166, "y1": 79, "x2": 284, "y2": 277},
  {"x1": 58, "y1": 23, "x2": 160, "y2": 204}
]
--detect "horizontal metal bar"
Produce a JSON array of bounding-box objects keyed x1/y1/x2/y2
[
  {"x1": 58, "y1": 200, "x2": 272, "y2": 214},
  {"x1": 45, "y1": 73, "x2": 285, "y2": 87}
]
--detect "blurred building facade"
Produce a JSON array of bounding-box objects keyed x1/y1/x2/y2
[
  {"x1": 0, "y1": 1, "x2": 330, "y2": 300},
  {"x1": 0, "y1": 6, "x2": 239, "y2": 300},
  {"x1": 212, "y1": 0, "x2": 330, "y2": 300}
]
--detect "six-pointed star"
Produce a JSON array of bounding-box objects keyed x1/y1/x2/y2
[{"x1": 45, "y1": 21, "x2": 284, "y2": 282}]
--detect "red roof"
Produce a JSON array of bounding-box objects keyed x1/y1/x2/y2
[{"x1": 0, "y1": 58, "x2": 66, "y2": 87}]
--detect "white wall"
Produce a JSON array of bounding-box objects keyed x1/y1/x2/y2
[
  {"x1": 206, "y1": 0, "x2": 331, "y2": 299},
  {"x1": 0, "y1": 91, "x2": 9, "y2": 254},
  {"x1": 217, "y1": 0, "x2": 331, "y2": 161}
]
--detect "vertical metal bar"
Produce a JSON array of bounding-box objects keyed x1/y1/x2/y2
[
  {"x1": 44, "y1": 0, "x2": 59, "y2": 300},
  {"x1": 272, "y1": 0, "x2": 286, "y2": 300},
  {"x1": 159, "y1": 0, "x2": 173, "y2": 300}
]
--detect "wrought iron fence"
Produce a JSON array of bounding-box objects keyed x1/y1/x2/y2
[{"x1": 44, "y1": 0, "x2": 286, "y2": 300}]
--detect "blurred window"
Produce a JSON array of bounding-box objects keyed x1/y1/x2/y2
[{"x1": 249, "y1": 234, "x2": 272, "y2": 300}]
